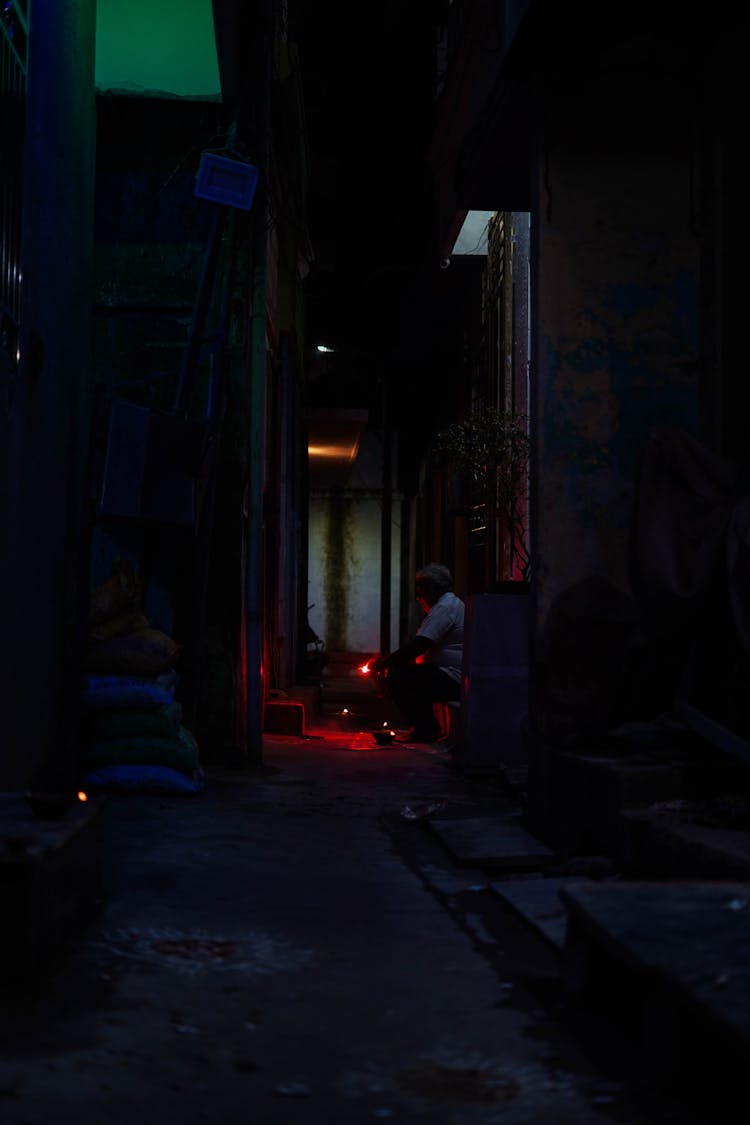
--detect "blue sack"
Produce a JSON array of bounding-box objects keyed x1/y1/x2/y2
[{"x1": 80, "y1": 763, "x2": 204, "y2": 795}]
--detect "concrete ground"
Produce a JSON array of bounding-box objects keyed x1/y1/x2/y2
[{"x1": 0, "y1": 671, "x2": 729, "y2": 1125}]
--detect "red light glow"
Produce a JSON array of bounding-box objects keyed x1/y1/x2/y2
[{"x1": 359, "y1": 662, "x2": 370, "y2": 675}]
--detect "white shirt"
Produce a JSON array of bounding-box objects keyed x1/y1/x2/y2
[{"x1": 417, "y1": 591, "x2": 464, "y2": 683}]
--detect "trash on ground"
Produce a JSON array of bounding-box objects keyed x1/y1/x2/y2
[{"x1": 400, "y1": 800, "x2": 448, "y2": 821}]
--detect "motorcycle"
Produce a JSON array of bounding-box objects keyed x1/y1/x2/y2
[{"x1": 302, "y1": 605, "x2": 327, "y2": 681}]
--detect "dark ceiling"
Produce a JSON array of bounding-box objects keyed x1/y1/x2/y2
[
  {"x1": 291, "y1": 1, "x2": 466, "y2": 467},
  {"x1": 294, "y1": 4, "x2": 439, "y2": 343}
]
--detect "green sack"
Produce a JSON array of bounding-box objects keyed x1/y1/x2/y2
[
  {"x1": 85, "y1": 703, "x2": 182, "y2": 742},
  {"x1": 82, "y1": 725, "x2": 199, "y2": 773}
]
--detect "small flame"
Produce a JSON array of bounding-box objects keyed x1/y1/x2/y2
[{"x1": 77, "y1": 791, "x2": 88, "y2": 802}]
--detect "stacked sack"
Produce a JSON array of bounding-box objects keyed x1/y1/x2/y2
[{"x1": 80, "y1": 559, "x2": 204, "y2": 795}]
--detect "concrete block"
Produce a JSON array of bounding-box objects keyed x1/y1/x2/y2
[
  {"x1": 528, "y1": 747, "x2": 684, "y2": 862},
  {"x1": 560, "y1": 880, "x2": 750, "y2": 1100},
  {"x1": 263, "y1": 700, "x2": 306, "y2": 736},
  {"x1": 461, "y1": 592, "x2": 530, "y2": 771},
  {"x1": 0, "y1": 793, "x2": 105, "y2": 988}
]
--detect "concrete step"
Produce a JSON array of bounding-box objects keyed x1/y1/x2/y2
[
  {"x1": 489, "y1": 874, "x2": 592, "y2": 950},
  {"x1": 0, "y1": 792, "x2": 105, "y2": 990},
  {"x1": 487, "y1": 869, "x2": 750, "y2": 1106},
  {"x1": 526, "y1": 746, "x2": 685, "y2": 864},
  {"x1": 428, "y1": 811, "x2": 556, "y2": 873},
  {"x1": 427, "y1": 772, "x2": 750, "y2": 1106},
  {"x1": 621, "y1": 806, "x2": 750, "y2": 880},
  {"x1": 559, "y1": 879, "x2": 750, "y2": 1102}
]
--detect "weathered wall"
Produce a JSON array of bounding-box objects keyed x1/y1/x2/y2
[
  {"x1": 532, "y1": 84, "x2": 701, "y2": 624},
  {"x1": 308, "y1": 433, "x2": 402, "y2": 655},
  {"x1": 308, "y1": 490, "x2": 403, "y2": 655},
  {"x1": 530, "y1": 77, "x2": 702, "y2": 740}
]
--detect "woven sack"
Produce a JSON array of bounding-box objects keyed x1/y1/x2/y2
[{"x1": 87, "y1": 628, "x2": 181, "y2": 676}]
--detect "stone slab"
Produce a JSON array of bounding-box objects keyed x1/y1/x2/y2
[
  {"x1": 428, "y1": 814, "x2": 555, "y2": 871},
  {"x1": 490, "y1": 875, "x2": 591, "y2": 949},
  {"x1": 559, "y1": 880, "x2": 750, "y2": 1057},
  {"x1": 621, "y1": 808, "x2": 750, "y2": 880}
]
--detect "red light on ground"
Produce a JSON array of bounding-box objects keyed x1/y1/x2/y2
[{"x1": 359, "y1": 663, "x2": 370, "y2": 675}]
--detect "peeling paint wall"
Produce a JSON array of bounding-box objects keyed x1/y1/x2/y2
[
  {"x1": 308, "y1": 490, "x2": 402, "y2": 654},
  {"x1": 322, "y1": 487, "x2": 354, "y2": 650},
  {"x1": 308, "y1": 433, "x2": 402, "y2": 655}
]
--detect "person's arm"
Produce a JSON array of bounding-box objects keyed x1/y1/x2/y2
[{"x1": 371, "y1": 635, "x2": 433, "y2": 673}]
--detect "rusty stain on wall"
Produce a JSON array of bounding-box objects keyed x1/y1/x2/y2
[{"x1": 323, "y1": 488, "x2": 353, "y2": 650}]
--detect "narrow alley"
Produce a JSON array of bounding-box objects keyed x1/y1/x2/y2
[
  {"x1": 0, "y1": 667, "x2": 735, "y2": 1125},
  {"x1": 1, "y1": 8, "x2": 746, "y2": 1123}
]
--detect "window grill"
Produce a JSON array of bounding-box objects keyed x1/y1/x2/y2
[{"x1": 479, "y1": 211, "x2": 506, "y2": 406}]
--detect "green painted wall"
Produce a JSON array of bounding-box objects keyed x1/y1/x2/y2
[{"x1": 95, "y1": 0, "x2": 221, "y2": 98}]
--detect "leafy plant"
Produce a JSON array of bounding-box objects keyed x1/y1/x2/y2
[{"x1": 433, "y1": 407, "x2": 531, "y2": 581}]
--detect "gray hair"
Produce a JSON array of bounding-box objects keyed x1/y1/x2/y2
[{"x1": 416, "y1": 563, "x2": 453, "y2": 602}]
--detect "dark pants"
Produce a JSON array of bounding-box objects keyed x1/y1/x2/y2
[{"x1": 383, "y1": 663, "x2": 460, "y2": 738}]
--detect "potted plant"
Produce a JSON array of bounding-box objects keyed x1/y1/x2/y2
[
  {"x1": 432, "y1": 405, "x2": 532, "y2": 770},
  {"x1": 433, "y1": 406, "x2": 531, "y2": 584}
]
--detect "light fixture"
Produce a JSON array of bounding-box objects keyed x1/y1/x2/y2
[{"x1": 194, "y1": 152, "x2": 259, "y2": 210}]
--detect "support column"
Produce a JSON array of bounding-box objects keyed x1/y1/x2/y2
[{"x1": 0, "y1": 0, "x2": 97, "y2": 789}]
